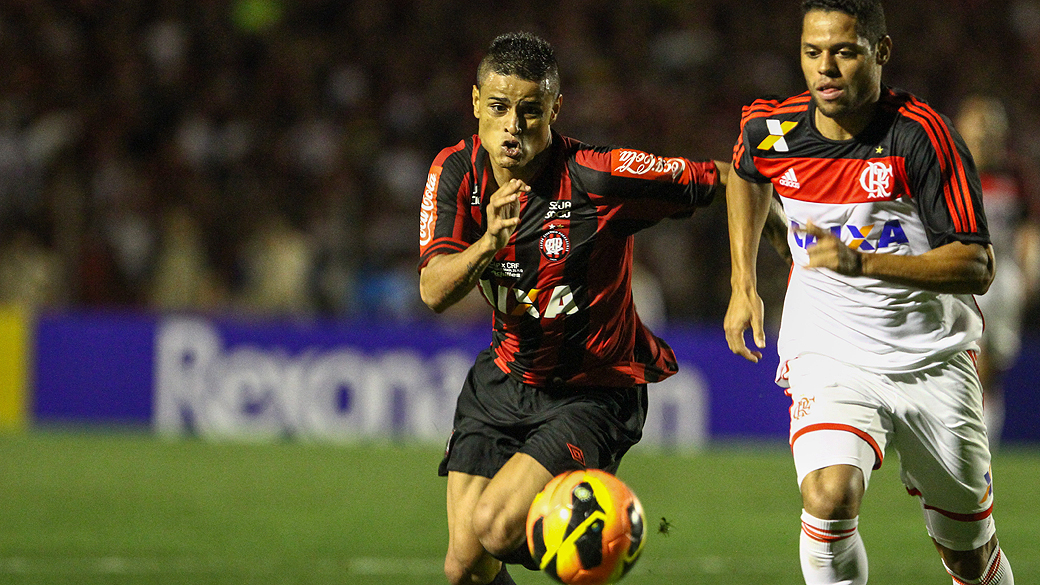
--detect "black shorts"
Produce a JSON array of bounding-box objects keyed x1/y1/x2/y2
[{"x1": 438, "y1": 348, "x2": 648, "y2": 479}]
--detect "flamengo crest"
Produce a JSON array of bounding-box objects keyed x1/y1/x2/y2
[{"x1": 860, "y1": 162, "x2": 893, "y2": 199}]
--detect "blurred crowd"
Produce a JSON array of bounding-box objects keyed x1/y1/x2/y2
[{"x1": 0, "y1": 0, "x2": 1038, "y2": 327}]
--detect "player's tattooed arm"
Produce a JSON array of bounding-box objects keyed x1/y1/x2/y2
[
  {"x1": 419, "y1": 179, "x2": 528, "y2": 313},
  {"x1": 420, "y1": 252, "x2": 495, "y2": 313}
]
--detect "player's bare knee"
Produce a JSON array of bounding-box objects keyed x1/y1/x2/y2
[
  {"x1": 444, "y1": 552, "x2": 470, "y2": 585},
  {"x1": 801, "y1": 467, "x2": 863, "y2": 519},
  {"x1": 802, "y1": 483, "x2": 860, "y2": 519},
  {"x1": 472, "y1": 500, "x2": 524, "y2": 556},
  {"x1": 940, "y1": 549, "x2": 988, "y2": 581},
  {"x1": 937, "y1": 535, "x2": 998, "y2": 581},
  {"x1": 470, "y1": 499, "x2": 496, "y2": 544},
  {"x1": 477, "y1": 516, "x2": 524, "y2": 557}
]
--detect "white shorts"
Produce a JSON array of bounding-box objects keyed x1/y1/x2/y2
[{"x1": 786, "y1": 352, "x2": 996, "y2": 550}]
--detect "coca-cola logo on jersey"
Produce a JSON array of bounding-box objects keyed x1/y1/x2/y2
[
  {"x1": 612, "y1": 149, "x2": 686, "y2": 180},
  {"x1": 859, "y1": 162, "x2": 893, "y2": 199},
  {"x1": 540, "y1": 230, "x2": 569, "y2": 262},
  {"x1": 419, "y1": 169, "x2": 440, "y2": 246}
]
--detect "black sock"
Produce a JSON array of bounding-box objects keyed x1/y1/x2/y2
[{"x1": 492, "y1": 543, "x2": 539, "y2": 571}]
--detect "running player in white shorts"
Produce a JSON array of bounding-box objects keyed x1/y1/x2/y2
[
  {"x1": 724, "y1": 1, "x2": 1015, "y2": 584},
  {"x1": 785, "y1": 352, "x2": 994, "y2": 551}
]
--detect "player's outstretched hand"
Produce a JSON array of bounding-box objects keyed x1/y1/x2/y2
[
  {"x1": 801, "y1": 221, "x2": 862, "y2": 276},
  {"x1": 486, "y1": 179, "x2": 528, "y2": 250},
  {"x1": 724, "y1": 287, "x2": 765, "y2": 363}
]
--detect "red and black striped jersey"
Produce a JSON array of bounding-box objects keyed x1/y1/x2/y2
[
  {"x1": 419, "y1": 131, "x2": 720, "y2": 387},
  {"x1": 732, "y1": 87, "x2": 991, "y2": 374}
]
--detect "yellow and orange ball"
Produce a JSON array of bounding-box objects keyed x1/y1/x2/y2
[{"x1": 526, "y1": 469, "x2": 646, "y2": 585}]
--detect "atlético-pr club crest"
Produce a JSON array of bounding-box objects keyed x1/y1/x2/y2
[{"x1": 540, "y1": 230, "x2": 569, "y2": 262}]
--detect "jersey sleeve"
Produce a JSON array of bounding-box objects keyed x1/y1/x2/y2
[
  {"x1": 418, "y1": 141, "x2": 478, "y2": 271},
  {"x1": 900, "y1": 110, "x2": 991, "y2": 249},
  {"x1": 731, "y1": 102, "x2": 773, "y2": 184},
  {"x1": 571, "y1": 145, "x2": 721, "y2": 224}
]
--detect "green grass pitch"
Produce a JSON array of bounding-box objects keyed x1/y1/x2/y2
[{"x1": 0, "y1": 431, "x2": 1036, "y2": 584}]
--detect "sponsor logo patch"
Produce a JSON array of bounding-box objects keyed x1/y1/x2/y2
[
  {"x1": 489, "y1": 261, "x2": 524, "y2": 279},
  {"x1": 757, "y1": 119, "x2": 798, "y2": 152},
  {"x1": 792, "y1": 219, "x2": 908, "y2": 251},
  {"x1": 611, "y1": 149, "x2": 686, "y2": 180},
  {"x1": 419, "y1": 167, "x2": 441, "y2": 247},
  {"x1": 544, "y1": 200, "x2": 571, "y2": 220},
  {"x1": 981, "y1": 470, "x2": 993, "y2": 504},
  {"x1": 478, "y1": 281, "x2": 578, "y2": 319}
]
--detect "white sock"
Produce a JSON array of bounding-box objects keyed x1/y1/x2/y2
[
  {"x1": 799, "y1": 510, "x2": 868, "y2": 585},
  {"x1": 945, "y1": 545, "x2": 1014, "y2": 585}
]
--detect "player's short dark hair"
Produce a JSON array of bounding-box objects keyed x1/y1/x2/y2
[
  {"x1": 802, "y1": 0, "x2": 888, "y2": 47},
  {"x1": 477, "y1": 32, "x2": 561, "y2": 98}
]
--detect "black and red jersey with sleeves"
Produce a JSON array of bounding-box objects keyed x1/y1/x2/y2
[
  {"x1": 732, "y1": 87, "x2": 991, "y2": 373},
  {"x1": 418, "y1": 131, "x2": 720, "y2": 387},
  {"x1": 732, "y1": 87, "x2": 990, "y2": 249}
]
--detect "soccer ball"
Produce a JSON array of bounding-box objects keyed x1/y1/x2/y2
[{"x1": 526, "y1": 469, "x2": 646, "y2": 585}]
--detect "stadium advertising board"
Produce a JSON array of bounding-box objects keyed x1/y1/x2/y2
[
  {"x1": 28, "y1": 312, "x2": 1040, "y2": 443},
  {"x1": 151, "y1": 318, "x2": 711, "y2": 446},
  {"x1": 0, "y1": 305, "x2": 29, "y2": 430}
]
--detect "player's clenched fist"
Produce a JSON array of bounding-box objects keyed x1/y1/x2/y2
[
  {"x1": 801, "y1": 221, "x2": 863, "y2": 277},
  {"x1": 486, "y1": 178, "x2": 528, "y2": 250}
]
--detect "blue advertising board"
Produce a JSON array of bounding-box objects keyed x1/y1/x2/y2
[{"x1": 29, "y1": 311, "x2": 1040, "y2": 445}]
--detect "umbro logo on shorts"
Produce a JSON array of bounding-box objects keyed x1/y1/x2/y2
[{"x1": 567, "y1": 443, "x2": 586, "y2": 467}]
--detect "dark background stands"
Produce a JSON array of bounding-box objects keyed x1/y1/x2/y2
[{"x1": 0, "y1": 0, "x2": 1037, "y2": 328}]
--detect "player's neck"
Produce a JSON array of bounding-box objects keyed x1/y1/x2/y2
[{"x1": 814, "y1": 102, "x2": 878, "y2": 141}]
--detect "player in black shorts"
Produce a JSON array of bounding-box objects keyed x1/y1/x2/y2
[
  {"x1": 418, "y1": 32, "x2": 781, "y2": 585},
  {"x1": 439, "y1": 348, "x2": 648, "y2": 481}
]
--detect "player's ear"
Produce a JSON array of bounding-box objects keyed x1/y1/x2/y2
[
  {"x1": 549, "y1": 94, "x2": 562, "y2": 124},
  {"x1": 875, "y1": 36, "x2": 892, "y2": 66},
  {"x1": 472, "y1": 85, "x2": 481, "y2": 119}
]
